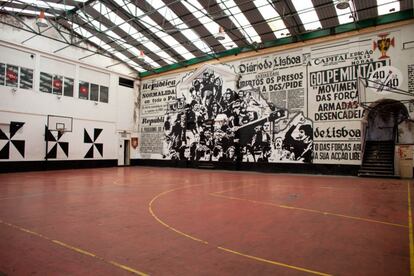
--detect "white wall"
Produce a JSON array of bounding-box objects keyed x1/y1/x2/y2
[{"x1": 0, "y1": 27, "x2": 139, "y2": 163}]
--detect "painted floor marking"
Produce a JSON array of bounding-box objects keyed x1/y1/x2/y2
[
  {"x1": 408, "y1": 182, "x2": 414, "y2": 276},
  {"x1": 0, "y1": 219, "x2": 148, "y2": 276},
  {"x1": 218, "y1": 246, "x2": 332, "y2": 276},
  {"x1": 148, "y1": 184, "x2": 209, "y2": 244},
  {"x1": 149, "y1": 183, "x2": 332, "y2": 275},
  {"x1": 210, "y1": 193, "x2": 407, "y2": 228}
]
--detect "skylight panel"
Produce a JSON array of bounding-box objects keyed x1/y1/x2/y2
[
  {"x1": 182, "y1": 0, "x2": 237, "y2": 49},
  {"x1": 121, "y1": 3, "x2": 196, "y2": 60},
  {"x1": 291, "y1": 0, "x2": 322, "y2": 31},
  {"x1": 72, "y1": 22, "x2": 157, "y2": 69},
  {"x1": 218, "y1": 0, "x2": 261, "y2": 43},
  {"x1": 253, "y1": 0, "x2": 289, "y2": 38},
  {"x1": 111, "y1": 0, "x2": 180, "y2": 65},
  {"x1": 147, "y1": 1, "x2": 212, "y2": 53},
  {"x1": 377, "y1": 0, "x2": 400, "y2": 15},
  {"x1": 127, "y1": 32, "x2": 176, "y2": 65},
  {"x1": 112, "y1": 52, "x2": 145, "y2": 72},
  {"x1": 334, "y1": 2, "x2": 353, "y2": 24}
]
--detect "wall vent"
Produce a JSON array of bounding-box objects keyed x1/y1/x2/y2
[{"x1": 119, "y1": 77, "x2": 134, "y2": 88}]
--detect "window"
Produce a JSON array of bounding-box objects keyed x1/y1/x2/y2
[
  {"x1": 0, "y1": 63, "x2": 33, "y2": 90},
  {"x1": 90, "y1": 83, "x2": 99, "y2": 101},
  {"x1": 0, "y1": 63, "x2": 4, "y2": 85},
  {"x1": 40, "y1": 72, "x2": 52, "y2": 93},
  {"x1": 79, "y1": 81, "x2": 89, "y2": 100},
  {"x1": 64, "y1": 78, "x2": 74, "y2": 97},
  {"x1": 6, "y1": 64, "x2": 18, "y2": 87},
  {"x1": 52, "y1": 75, "x2": 63, "y2": 95},
  {"x1": 20, "y1": 67, "x2": 33, "y2": 89},
  {"x1": 99, "y1": 86, "x2": 109, "y2": 103}
]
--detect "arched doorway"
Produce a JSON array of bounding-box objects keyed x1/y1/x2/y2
[{"x1": 359, "y1": 99, "x2": 408, "y2": 176}]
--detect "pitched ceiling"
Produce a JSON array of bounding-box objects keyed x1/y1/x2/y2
[{"x1": 0, "y1": 0, "x2": 412, "y2": 77}]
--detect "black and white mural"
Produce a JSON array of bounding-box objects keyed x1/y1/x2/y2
[
  {"x1": 137, "y1": 28, "x2": 414, "y2": 167},
  {"x1": 140, "y1": 64, "x2": 314, "y2": 163},
  {"x1": 0, "y1": 121, "x2": 25, "y2": 159}
]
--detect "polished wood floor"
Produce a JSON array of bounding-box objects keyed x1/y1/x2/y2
[{"x1": 0, "y1": 167, "x2": 411, "y2": 275}]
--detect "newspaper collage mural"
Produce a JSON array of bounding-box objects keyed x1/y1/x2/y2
[{"x1": 137, "y1": 27, "x2": 413, "y2": 165}]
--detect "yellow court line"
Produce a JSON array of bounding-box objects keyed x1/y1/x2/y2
[
  {"x1": 148, "y1": 184, "x2": 209, "y2": 244},
  {"x1": 149, "y1": 183, "x2": 334, "y2": 275},
  {"x1": 218, "y1": 246, "x2": 332, "y2": 276},
  {"x1": 210, "y1": 193, "x2": 408, "y2": 228},
  {"x1": 52, "y1": 240, "x2": 97, "y2": 257},
  {"x1": 408, "y1": 182, "x2": 414, "y2": 276},
  {"x1": 0, "y1": 219, "x2": 148, "y2": 276},
  {"x1": 110, "y1": 261, "x2": 149, "y2": 275}
]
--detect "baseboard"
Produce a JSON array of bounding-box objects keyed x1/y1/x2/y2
[
  {"x1": 0, "y1": 159, "x2": 117, "y2": 173},
  {"x1": 130, "y1": 159, "x2": 360, "y2": 176}
]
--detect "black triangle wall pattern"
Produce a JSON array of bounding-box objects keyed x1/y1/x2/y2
[
  {"x1": 10, "y1": 121, "x2": 24, "y2": 139},
  {"x1": 94, "y1": 128, "x2": 103, "y2": 141},
  {"x1": 84, "y1": 146, "x2": 94, "y2": 158},
  {"x1": 0, "y1": 129, "x2": 8, "y2": 140},
  {"x1": 95, "y1": 143, "x2": 103, "y2": 157},
  {"x1": 11, "y1": 140, "x2": 25, "y2": 157},
  {"x1": 0, "y1": 142, "x2": 10, "y2": 159},
  {"x1": 45, "y1": 126, "x2": 56, "y2": 142},
  {"x1": 58, "y1": 142, "x2": 69, "y2": 157},
  {"x1": 46, "y1": 144, "x2": 58, "y2": 159},
  {"x1": 84, "y1": 129, "x2": 93, "y2": 143}
]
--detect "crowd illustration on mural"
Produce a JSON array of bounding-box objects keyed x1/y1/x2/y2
[{"x1": 161, "y1": 69, "x2": 314, "y2": 163}]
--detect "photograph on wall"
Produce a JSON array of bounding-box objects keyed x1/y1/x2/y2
[
  {"x1": 99, "y1": 86, "x2": 109, "y2": 103},
  {"x1": 6, "y1": 64, "x2": 18, "y2": 88},
  {"x1": 20, "y1": 67, "x2": 33, "y2": 90},
  {"x1": 0, "y1": 63, "x2": 5, "y2": 86},
  {"x1": 40, "y1": 72, "x2": 52, "y2": 93},
  {"x1": 64, "y1": 78, "x2": 74, "y2": 97},
  {"x1": 79, "y1": 81, "x2": 89, "y2": 100},
  {"x1": 52, "y1": 75, "x2": 63, "y2": 95}
]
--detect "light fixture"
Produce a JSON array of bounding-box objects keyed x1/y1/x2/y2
[
  {"x1": 36, "y1": 10, "x2": 49, "y2": 28},
  {"x1": 164, "y1": 26, "x2": 180, "y2": 34},
  {"x1": 137, "y1": 50, "x2": 145, "y2": 62},
  {"x1": 336, "y1": 0, "x2": 350, "y2": 10},
  {"x1": 215, "y1": 26, "x2": 226, "y2": 41}
]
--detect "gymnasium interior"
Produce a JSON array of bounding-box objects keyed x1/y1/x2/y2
[{"x1": 1, "y1": 0, "x2": 414, "y2": 275}]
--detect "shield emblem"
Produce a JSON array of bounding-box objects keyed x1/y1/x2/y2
[{"x1": 131, "y1": 137, "x2": 138, "y2": 149}]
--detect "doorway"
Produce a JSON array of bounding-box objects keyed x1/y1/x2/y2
[
  {"x1": 124, "y1": 139, "x2": 130, "y2": 166},
  {"x1": 365, "y1": 99, "x2": 408, "y2": 142},
  {"x1": 359, "y1": 99, "x2": 408, "y2": 176}
]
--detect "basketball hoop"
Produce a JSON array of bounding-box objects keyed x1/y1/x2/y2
[{"x1": 56, "y1": 127, "x2": 66, "y2": 136}]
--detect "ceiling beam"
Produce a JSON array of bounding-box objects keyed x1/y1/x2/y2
[
  {"x1": 162, "y1": 0, "x2": 227, "y2": 53},
  {"x1": 101, "y1": 0, "x2": 186, "y2": 64},
  {"x1": 233, "y1": 0, "x2": 277, "y2": 42},
  {"x1": 199, "y1": 0, "x2": 250, "y2": 47},
  {"x1": 82, "y1": 5, "x2": 169, "y2": 67},
  {"x1": 134, "y1": 0, "x2": 206, "y2": 58}
]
